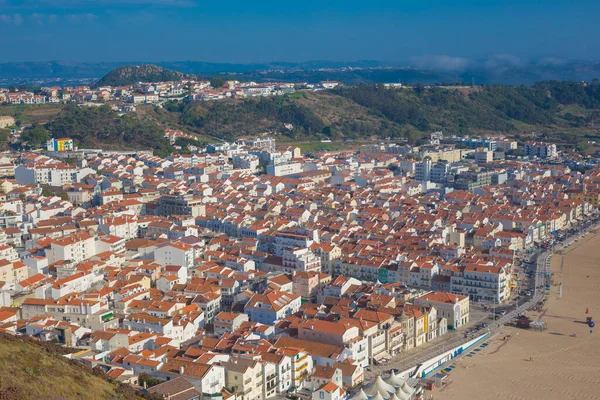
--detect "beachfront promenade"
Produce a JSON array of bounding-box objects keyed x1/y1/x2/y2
[{"x1": 365, "y1": 216, "x2": 600, "y2": 382}]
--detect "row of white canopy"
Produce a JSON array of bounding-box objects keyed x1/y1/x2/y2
[{"x1": 351, "y1": 373, "x2": 420, "y2": 400}]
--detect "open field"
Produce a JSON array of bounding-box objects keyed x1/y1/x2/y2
[
  {"x1": 0, "y1": 104, "x2": 63, "y2": 125},
  {"x1": 558, "y1": 104, "x2": 589, "y2": 116},
  {"x1": 434, "y1": 231, "x2": 600, "y2": 400}
]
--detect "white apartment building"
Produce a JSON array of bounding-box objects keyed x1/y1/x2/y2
[
  {"x1": 273, "y1": 231, "x2": 316, "y2": 257},
  {"x1": 475, "y1": 149, "x2": 494, "y2": 163},
  {"x1": 123, "y1": 312, "x2": 202, "y2": 343},
  {"x1": 430, "y1": 161, "x2": 450, "y2": 183},
  {"x1": 232, "y1": 154, "x2": 260, "y2": 171},
  {"x1": 51, "y1": 272, "x2": 101, "y2": 298},
  {"x1": 48, "y1": 232, "x2": 96, "y2": 264},
  {"x1": 154, "y1": 241, "x2": 195, "y2": 269},
  {"x1": 98, "y1": 217, "x2": 139, "y2": 240},
  {"x1": 451, "y1": 264, "x2": 509, "y2": 303},
  {"x1": 524, "y1": 142, "x2": 558, "y2": 159},
  {"x1": 15, "y1": 164, "x2": 94, "y2": 186},
  {"x1": 415, "y1": 158, "x2": 431, "y2": 181},
  {"x1": 21, "y1": 298, "x2": 118, "y2": 331},
  {"x1": 282, "y1": 247, "x2": 321, "y2": 273},
  {"x1": 266, "y1": 161, "x2": 303, "y2": 177}
]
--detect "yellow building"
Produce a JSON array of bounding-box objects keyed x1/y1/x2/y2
[
  {"x1": 421, "y1": 148, "x2": 463, "y2": 163},
  {"x1": 47, "y1": 137, "x2": 74, "y2": 152},
  {"x1": 571, "y1": 190, "x2": 600, "y2": 207}
]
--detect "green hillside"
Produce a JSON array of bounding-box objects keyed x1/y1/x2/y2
[
  {"x1": 6, "y1": 80, "x2": 600, "y2": 153},
  {"x1": 147, "y1": 81, "x2": 600, "y2": 145},
  {"x1": 0, "y1": 333, "x2": 145, "y2": 400},
  {"x1": 96, "y1": 64, "x2": 190, "y2": 87},
  {"x1": 45, "y1": 104, "x2": 173, "y2": 156}
]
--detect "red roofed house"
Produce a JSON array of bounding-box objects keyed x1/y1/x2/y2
[{"x1": 414, "y1": 291, "x2": 470, "y2": 330}]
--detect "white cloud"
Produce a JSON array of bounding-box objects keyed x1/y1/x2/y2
[
  {"x1": 483, "y1": 54, "x2": 524, "y2": 73},
  {"x1": 32, "y1": 13, "x2": 46, "y2": 24},
  {"x1": 66, "y1": 13, "x2": 97, "y2": 23},
  {"x1": 12, "y1": 13, "x2": 23, "y2": 25},
  {"x1": 0, "y1": 12, "x2": 85, "y2": 25},
  {"x1": 33, "y1": 0, "x2": 196, "y2": 6},
  {"x1": 0, "y1": 13, "x2": 24, "y2": 25},
  {"x1": 410, "y1": 55, "x2": 471, "y2": 72},
  {"x1": 536, "y1": 57, "x2": 567, "y2": 67}
]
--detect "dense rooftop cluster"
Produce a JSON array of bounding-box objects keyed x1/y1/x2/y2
[{"x1": 0, "y1": 135, "x2": 597, "y2": 400}]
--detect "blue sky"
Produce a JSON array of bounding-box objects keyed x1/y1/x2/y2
[{"x1": 1, "y1": 0, "x2": 599, "y2": 64}]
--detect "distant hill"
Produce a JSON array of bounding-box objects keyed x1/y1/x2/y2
[
  {"x1": 2, "y1": 59, "x2": 600, "y2": 87},
  {"x1": 95, "y1": 64, "x2": 191, "y2": 87},
  {"x1": 149, "y1": 81, "x2": 600, "y2": 145},
  {"x1": 8, "y1": 80, "x2": 600, "y2": 153},
  {"x1": 0, "y1": 61, "x2": 124, "y2": 80},
  {"x1": 0, "y1": 60, "x2": 386, "y2": 81},
  {"x1": 0, "y1": 333, "x2": 147, "y2": 400}
]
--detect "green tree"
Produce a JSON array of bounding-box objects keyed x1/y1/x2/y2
[
  {"x1": 174, "y1": 136, "x2": 208, "y2": 149},
  {"x1": 210, "y1": 76, "x2": 225, "y2": 89},
  {"x1": 46, "y1": 104, "x2": 173, "y2": 156},
  {"x1": 21, "y1": 124, "x2": 50, "y2": 148},
  {"x1": 138, "y1": 373, "x2": 163, "y2": 388},
  {"x1": 414, "y1": 83, "x2": 425, "y2": 96},
  {"x1": 576, "y1": 141, "x2": 590, "y2": 154}
]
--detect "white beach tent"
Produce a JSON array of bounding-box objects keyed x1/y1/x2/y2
[
  {"x1": 351, "y1": 389, "x2": 370, "y2": 400},
  {"x1": 400, "y1": 382, "x2": 415, "y2": 397},
  {"x1": 371, "y1": 392, "x2": 386, "y2": 400},
  {"x1": 364, "y1": 376, "x2": 396, "y2": 398},
  {"x1": 395, "y1": 389, "x2": 410, "y2": 400},
  {"x1": 384, "y1": 371, "x2": 405, "y2": 388}
]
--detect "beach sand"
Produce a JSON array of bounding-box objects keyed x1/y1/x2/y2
[{"x1": 433, "y1": 230, "x2": 600, "y2": 400}]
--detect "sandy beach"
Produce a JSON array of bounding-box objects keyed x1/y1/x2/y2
[{"x1": 433, "y1": 230, "x2": 600, "y2": 400}]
